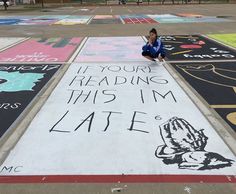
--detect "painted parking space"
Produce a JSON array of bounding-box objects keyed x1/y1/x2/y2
[
  {"x1": 54, "y1": 16, "x2": 92, "y2": 25},
  {"x1": 0, "y1": 14, "x2": 231, "y2": 26},
  {"x1": 169, "y1": 61, "x2": 236, "y2": 132},
  {"x1": 192, "y1": 17, "x2": 231, "y2": 23},
  {"x1": 17, "y1": 18, "x2": 59, "y2": 25},
  {"x1": 17, "y1": 15, "x2": 69, "y2": 25},
  {"x1": 120, "y1": 15, "x2": 158, "y2": 24},
  {"x1": 175, "y1": 13, "x2": 230, "y2": 23},
  {"x1": 90, "y1": 15, "x2": 122, "y2": 24},
  {"x1": 0, "y1": 19, "x2": 21, "y2": 25},
  {"x1": 0, "y1": 16, "x2": 56, "y2": 25},
  {"x1": 148, "y1": 14, "x2": 230, "y2": 24},
  {"x1": 148, "y1": 14, "x2": 194, "y2": 23},
  {"x1": 0, "y1": 64, "x2": 61, "y2": 139},
  {"x1": 0, "y1": 37, "x2": 82, "y2": 62},
  {"x1": 159, "y1": 35, "x2": 236, "y2": 61},
  {"x1": 75, "y1": 36, "x2": 147, "y2": 62},
  {"x1": 0, "y1": 61, "x2": 235, "y2": 183}
]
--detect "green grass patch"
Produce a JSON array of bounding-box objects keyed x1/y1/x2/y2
[{"x1": 208, "y1": 33, "x2": 236, "y2": 48}]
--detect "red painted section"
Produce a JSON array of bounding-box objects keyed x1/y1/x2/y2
[
  {"x1": 180, "y1": 44, "x2": 202, "y2": 49},
  {"x1": 123, "y1": 17, "x2": 158, "y2": 24},
  {"x1": 0, "y1": 175, "x2": 235, "y2": 184}
]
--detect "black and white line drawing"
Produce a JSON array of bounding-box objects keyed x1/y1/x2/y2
[{"x1": 155, "y1": 117, "x2": 234, "y2": 170}]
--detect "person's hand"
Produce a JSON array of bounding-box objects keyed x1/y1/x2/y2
[
  {"x1": 159, "y1": 117, "x2": 208, "y2": 153},
  {"x1": 148, "y1": 38, "x2": 153, "y2": 46},
  {"x1": 158, "y1": 54, "x2": 164, "y2": 62}
]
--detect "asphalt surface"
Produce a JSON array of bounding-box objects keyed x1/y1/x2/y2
[{"x1": 0, "y1": 4, "x2": 236, "y2": 37}]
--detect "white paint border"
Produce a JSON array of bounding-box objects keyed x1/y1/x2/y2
[
  {"x1": 67, "y1": 37, "x2": 88, "y2": 63},
  {"x1": 86, "y1": 16, "x2": 95, "y2": 25},
  {"x1": 119, "y1": 15, "x2": 125, "y2": 24}
]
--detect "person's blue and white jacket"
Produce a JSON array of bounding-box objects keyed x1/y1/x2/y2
[{"x1": 142, "y1": 38, "x2": 165, "y2": 58}]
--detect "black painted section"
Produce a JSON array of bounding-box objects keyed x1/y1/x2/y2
[
  {"x1": 0, "y1": 64, "x2": 61, "y2": 138},
  {"x1": 158, "y1": 35, "x2": 236, "y2": 61},
  {"x1": 170, "y1": 61, "x2": 236, "y2": 131}
]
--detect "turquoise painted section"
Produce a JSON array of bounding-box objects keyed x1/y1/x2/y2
[{"x1": 0, "y1": 71, "x2": 45, "y2": 92}]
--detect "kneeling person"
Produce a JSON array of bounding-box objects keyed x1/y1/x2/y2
[{"x1": 142, "y1": 28, "x2": 165, "y2": 62}]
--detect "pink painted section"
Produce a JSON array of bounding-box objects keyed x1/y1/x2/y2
[
  {"x1": 180, "y1": 45, "x2": 202, "y2": 49},
  {"x1": 0, "y1": 38, "x2": 82, "y2": 62},
  {"x1": 123, "y1": 17, "x2": 158, "y2": 24},
  {"x1": 75, "y1": 37, "x2": 147, "y2": 62}
]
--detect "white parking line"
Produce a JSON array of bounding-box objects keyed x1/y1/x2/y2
[
  {"x1": 67, "y1": 37, "x2": 88, "y2": 63},
  {"x1": 86, "y1": 16, "x2": 94, "y2": 25},
  {"x1": 119, "y1": 16, "x2": 125, "y2": 24}
]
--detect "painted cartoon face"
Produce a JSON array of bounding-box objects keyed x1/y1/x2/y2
[{"x1": 176, "y1": 64, "x2": 215, "y2": 71}]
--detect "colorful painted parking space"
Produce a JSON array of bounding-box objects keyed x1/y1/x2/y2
[
  {"x1": 148, "y1": 14, "x2": 230, "y2": 23},
  {"x1": 0, "y1": 34, "x2": 236, "y2": 190},
  {"x1": 120, "y1": 15, "x2": 158, "y2": 24},
  {"x1": 0, "y1": 38, "x2": 82, "y2": 62},
  {"x1": 90, "y1": 15, "x2": 122, "y2": 24},
  {"x1": 0, "y1": 64, "x2": 61, "y2": 138},
  {"x1": 0, "y1": 14, "x2": 232, "y2": 26},
  {"x1": 159, "y1": 35, "x2": 236, "y2": 61}
]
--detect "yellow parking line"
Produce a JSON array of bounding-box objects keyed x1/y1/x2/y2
[
  {"x1": 171, "y1": 50, "x2": 192, "y2": 55},
  {"x1": 210, "y1": 105, "x2": 236, "y2": 108}
]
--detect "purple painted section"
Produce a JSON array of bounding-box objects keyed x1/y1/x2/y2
[{"x1": 75, "y1": 37, "x2": 147, "y2": 62}]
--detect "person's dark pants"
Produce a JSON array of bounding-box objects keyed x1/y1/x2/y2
[
  {"x1": 142, "y1": 51, "x2": 165, "y2": 60},
  {"x1": 142, "y1": 51, "x2": 155, "y2": 60},
  {"x1": 142, "y1": 51, "x2": 158, "y2": 61}
]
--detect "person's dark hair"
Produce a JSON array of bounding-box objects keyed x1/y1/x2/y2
[{"x1": 149, "y1": 28, "x2": 157, "y2": 35}]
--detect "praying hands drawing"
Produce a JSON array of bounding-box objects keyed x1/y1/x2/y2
[{"x1": 155, "y1": 117, "x2": 234, "y2": 170}]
